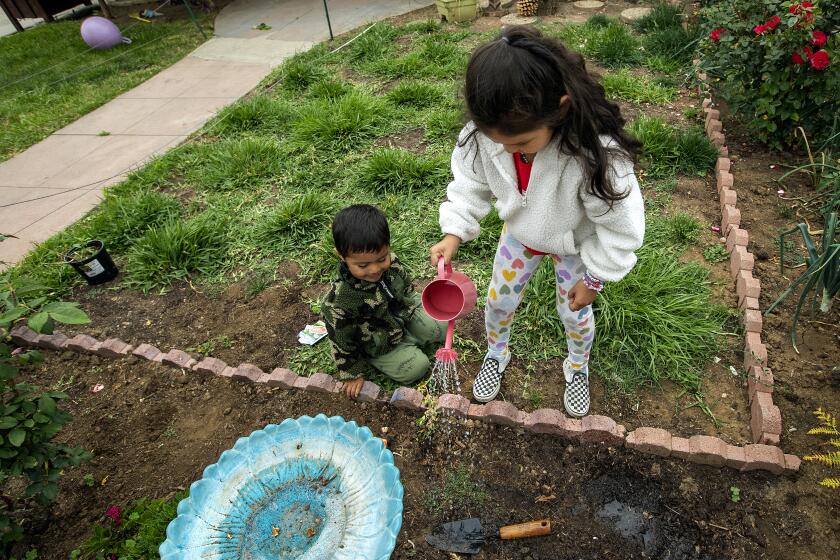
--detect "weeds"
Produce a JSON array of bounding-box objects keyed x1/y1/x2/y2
[
  {"x1": 703, "y1": 243, "x2": 728, "y2": 263},
  {"x1": 804, "y1": 408, "x2": 840, "y2": 489},
  {"x1": 424, "y1": 466, "x2": 489, "y2": 515},
  {"x1": 212, "y1": 96, "x2": 293, "y2": 135},
  {"x1": 187, "y1": 335, "x2": 233, "y2": 356},
  {"x1": 635, "y1": 2, "x2": 683, "y2": 33},
  {"x1": 386, "y1": 81, "x2": 446, "y2": 108},
  {"x1": 86, "y1": 191, "x2": 180, "y2": 251}
]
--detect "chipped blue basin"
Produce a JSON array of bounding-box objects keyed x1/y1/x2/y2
[{"x1": 159, "y1": 415, "x2": 403, "y2": 560}]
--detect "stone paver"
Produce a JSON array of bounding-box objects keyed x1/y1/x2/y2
[
  {"x1": 0, "y1": 0, "x2": 432, "y2": 268},
  {"x1": 621, "y1": 7, "x2": 652, "y2": 24}
]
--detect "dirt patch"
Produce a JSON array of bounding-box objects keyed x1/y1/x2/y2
[
  {"x1": 374, "y1": 127, "x2": 428, "y2": 152},
  {"x1": 10, "y1": 352, "x2": 838, "y2": 559}
]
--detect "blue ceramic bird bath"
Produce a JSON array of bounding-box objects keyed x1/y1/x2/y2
[{"x1": 159, "y1": 415, "x2": 403, "y2": 560}]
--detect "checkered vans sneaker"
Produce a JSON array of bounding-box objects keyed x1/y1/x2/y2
[
  {"x1": 563, "y1": 358, "x2": 590, "y2": 417},
  {"x1": 472, "y1": 352, "x2": 510, "y2": 402}
]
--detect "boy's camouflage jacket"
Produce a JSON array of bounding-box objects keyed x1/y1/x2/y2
[{"x1": 321, "y1": 256, "x2": 420, "y2": 380}]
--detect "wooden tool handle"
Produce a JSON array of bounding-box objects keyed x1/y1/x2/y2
[{"x1": 498, "y1": 520, "x2": 552, "y2": 540}]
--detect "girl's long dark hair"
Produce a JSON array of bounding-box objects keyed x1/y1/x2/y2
[{"x1": 461, "y1": 25, "x2": 641, "y2": 204}]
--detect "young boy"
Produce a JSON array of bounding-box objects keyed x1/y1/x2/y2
[{"x1": 322, "y1": 204, "x2": 446, "y2": 398}]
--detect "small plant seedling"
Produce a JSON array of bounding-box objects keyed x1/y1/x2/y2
[
  {"x1": 188, "y1": 335, "x2": 233, "y2": 356},
  {"x1": 703, "y1": 243, "x2": 728, "y2": 263},
  {"x1": 729, "y1": 485, "x2": 741, "y2": 503},
  {"x1": 83, "y1": 473, "x2": 96, "y2": 488}
]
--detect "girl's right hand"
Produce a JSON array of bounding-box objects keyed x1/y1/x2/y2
[{"x1": 430, "y1": 234, "x2": 462, "y2": 266}]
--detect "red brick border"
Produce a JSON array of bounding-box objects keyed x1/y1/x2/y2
[
  {"x1": 7, "y1": 323, "x2": 799, "y2": 476},
  {"x1": 696, "y1": 62, "x2": 784, "y2": 449}
]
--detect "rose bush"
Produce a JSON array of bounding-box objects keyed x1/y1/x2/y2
[{"x1": 700, "y1": 0, "x2": 839, "y2": 149}]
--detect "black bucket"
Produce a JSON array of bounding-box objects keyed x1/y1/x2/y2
[{"x1": 64, "y1": 240, "x2": 119, "y2": 285}]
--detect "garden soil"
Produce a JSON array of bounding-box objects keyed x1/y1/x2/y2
[{"x1": 13, "y1": 353, "x2": 839, "y2": 559}]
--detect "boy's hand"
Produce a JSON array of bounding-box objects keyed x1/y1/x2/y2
[
  {"x1": 568, "y1": 280, "x2": 597, "y2": 312},
  {"x1": 342, "y1": 377, "x2": 365, "y2": 398},
  {"x1": 430, "y1": 234, "x2": 462, "y2": 267}
]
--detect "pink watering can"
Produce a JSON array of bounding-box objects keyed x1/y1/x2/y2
[{"x1": 421, "y1": 259, "x2": 477, "y2": 394}]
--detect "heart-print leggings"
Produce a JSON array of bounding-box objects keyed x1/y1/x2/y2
[{"x1": 486, "y1": 224, "x2": 594, "y2": 371}]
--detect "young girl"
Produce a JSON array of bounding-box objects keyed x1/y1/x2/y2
[{"x1": 430, "y1": 25, "x2": 645, "y2": 417}]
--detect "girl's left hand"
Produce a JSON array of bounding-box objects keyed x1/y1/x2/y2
[{"x1": 568, "y1": 280, "x2": 597, "y2": 312}]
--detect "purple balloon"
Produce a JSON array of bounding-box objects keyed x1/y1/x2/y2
[{"x1": 80, "y1": 17, "x2": 130, "y2": 50}]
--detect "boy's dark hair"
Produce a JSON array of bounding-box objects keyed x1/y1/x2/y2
[
  {"x1": 332, "y1": 204, "x2": 390, "y2": 257},
  {"x1": 461, "y1": 25, "x2": 642, "y2": 206}
]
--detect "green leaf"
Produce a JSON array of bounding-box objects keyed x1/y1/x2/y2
[
  {"x1": 8, "y1": 428, "x2": 26, "y2": 447},
  {"x1": 33, "y1": 413, "x2": 49, "y2": 423},
  {"x1": 38, "y1": 395, "x2": 56, "y2": 415},
  {"x1": 0, "y1": 448, "x2": 17, "y2": 458},
  {"x1": 42, "y1": 302, "x2": 90, "y2": 325},
  {"x1": 0, "y1": 305, "x2": 27, "y2": 325},
  {"x1": 27, "y1": 312, "x2": 52, "y2": 334},
  {"x1": 0, "y1": 416, "x2": 17, "y2": 429}
]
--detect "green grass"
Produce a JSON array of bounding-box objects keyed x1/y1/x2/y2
[
  {"x1": 187, "y1": 136, "x2": 287, "y2": 191},
  {"x1": 629, "y1": 116, "x2": 719, "y2": 177},
  {"x1": 290, "y1": 92, "x2": 389, "y2": 152},
  {"x1": 603, "y1": 69, "x2": 676, "y2": 104},
  {"x1": 7, "y1": 16, "x2": 727, "y2": 400},
  {"x1": 634, "y1": 2, "x2": 684, "y2": 33},
  {"x1": 357, "y1": 148, "x2": 449, "y2": 192},
  {"x1": 125, "y1": 213, "x2": 230, "y2": 290},
  {"x1": 0, "y1": 19, "x2": 209, "y2": 162},
  {"x1": 252, "y1": 192, "x2": 334, "y2": 250},
  {"x1": 643, "y1": 26, "x2": 700, "y2": 65}
]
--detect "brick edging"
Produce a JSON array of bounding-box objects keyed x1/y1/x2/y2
[
  {"x1": 8, "y1": 325, "x2": 800, "y2": 475},
  {"x1": 696, "y1": 62, "x2": 782, "y2": 448}
]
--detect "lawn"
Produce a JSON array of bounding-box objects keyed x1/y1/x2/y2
[{"x1": 0, "y1": 16, "x2": 210, "y2": 162}]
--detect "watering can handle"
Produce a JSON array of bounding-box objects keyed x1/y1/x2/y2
[{"x1": 437, "y1": 257, "x2": 452, "y2": 280}]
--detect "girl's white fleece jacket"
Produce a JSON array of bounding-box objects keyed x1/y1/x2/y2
[{"x1": 440, "y1": 125, "x2": 646, "y2": 282}]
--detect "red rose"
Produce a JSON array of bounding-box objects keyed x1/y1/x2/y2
[
  {"x1": 791, "y1": 51, "x2": 807, "y2": 65},
  {"x1": 804, "y1": 46, "x2": 813, "y2": 59},
  {"x1": 710, "y1": 28, "x2": 726, "y2": 42},
  {"x1": 790, "y1": 4, "x2": 798, "y2": 13},
  {"x1": 810, "y1": 50, "x2": 830, "y2": 70},
  {"x1": 766, "y1": 15, "x2": 781, "y2": 30},
  {"x1": 802, "y1": 1, "x2": 813, "y2": 8},
  {"x1": 754, "y1": 24, "x2": 767, "y2": 35},
  {"x1": 810, "y1": 31, "x2": 827, "y2": 47}
]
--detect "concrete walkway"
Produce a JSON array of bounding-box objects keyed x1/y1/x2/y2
[{"x1": 0, "y1": 0, "x2": 430, "y2": 268}]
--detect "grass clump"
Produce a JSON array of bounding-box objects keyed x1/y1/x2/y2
[
  {"x1": 357, "y1": 149, "x2": 449, "y2": 193},
  {"x1": 212, "y1": 96, "x2": 293, "y2": 135},
  {"x1": 643, "y1": 26, "x2": 699, "y2": 65},
  {"x1": 629, "y1": 116, "x2": 718, "y2": 177},
  {"x1": 386, "y1": 81, "x2": 446, "y2": 108},
  {"x1": 646, "y1": 212, "x2": 701, "y2": 248},
  {"x1": 309, "y1": 78, "x2": 352, "y2": 100},
  {"x1": 275, "y1": 57, "x2": 327, "y2": 91},
  {"x1": 634, "y1": 2, "x2": 683, "y2": 32},
  {"x1": 252, "y1": 193, "x2": 334, "y2": 249},
  {"x1": 424, "y1": 108, "x2": 464, "y2": 143},
  {"x1": 188, "y1": 137, "x2": 286, "y2": 191},
  {"x1": 290, "y1": 92, "x2": 388, "y2": 152},
  {"x1": 602, "y1": 69, "x2": 676, "y2": 104},
  {"x1": 126, "y1": 213, "x2": 229, "y2": 290},
  {"x1": 86, "y1": 190, "x2": 180, "y2": 251},
  {"x1": 346, "y1": 23, "x2": 400, "y2": 63},
  {"x1": 588, "y1": 22, "x2": 641, "y2": 67}
]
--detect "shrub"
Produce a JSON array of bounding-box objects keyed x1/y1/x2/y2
[
  {"x1": 699, "y1": 0, "x2": 840, "y2": 148},
  {"x1": 0, "y1": 276, "x2": 92, "y2": 552}
]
